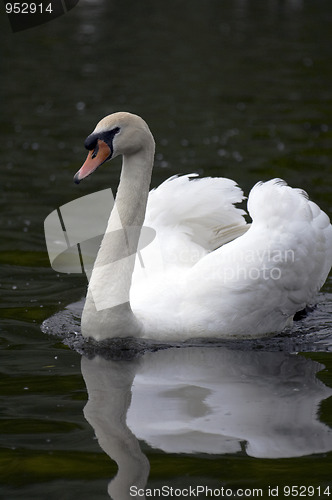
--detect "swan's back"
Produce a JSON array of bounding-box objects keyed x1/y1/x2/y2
[
  {"x1": 248, "y1": 179, "x2": 332, "y2": 300},
  {"x1": 132, "y1": 177, "x2": 332, "y2": 340}
]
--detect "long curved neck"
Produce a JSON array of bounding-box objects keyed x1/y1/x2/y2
[
  {"x1": 103, "y1": 147, "x2": 154, "y2": 261},
  {"x1": 81, "y1": 140, "x2": 155, "y2": 340}
]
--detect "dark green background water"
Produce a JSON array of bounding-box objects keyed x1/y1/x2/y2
[{"x1": 1, "y1": 1, "x2": 332, "y2": 498}]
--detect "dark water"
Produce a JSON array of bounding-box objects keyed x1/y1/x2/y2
[{"x1": 1, "y1": 1, "x2": 332, "y2": 498}]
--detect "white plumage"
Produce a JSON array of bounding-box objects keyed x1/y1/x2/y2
[
  {"x1": 74, "y1": 112, "x2": 332, "y2": 341},
  {"x1": 131, "y1": 176, "x2": 332, "y2": 339}
]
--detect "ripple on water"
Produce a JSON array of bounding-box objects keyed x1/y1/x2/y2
[{"x1": 41, "y1": 292, "x2": 332, "y2": 358}]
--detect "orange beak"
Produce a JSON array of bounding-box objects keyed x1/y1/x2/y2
[{"x1": 74, "y1": 139, "x2": 111, "y2": 184}]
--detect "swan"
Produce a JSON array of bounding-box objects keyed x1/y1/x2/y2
[{"x1": 73, "y1": 112, "x2": 332, "y2": 341}]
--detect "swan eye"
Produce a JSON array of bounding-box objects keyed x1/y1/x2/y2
[
  {"x1": 104, "y1": 127, "x2": 121, "y2": 143},
  {"x1": 84, "y1": 127, "x2": 120, "y2": 158},
  {"x1": 91, "y1": 143, "x2": 99, "y2": 159}
]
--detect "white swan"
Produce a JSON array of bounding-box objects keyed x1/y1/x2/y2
[{"x1": 74, "y1": 112, "x2": 332, "y2": 341}]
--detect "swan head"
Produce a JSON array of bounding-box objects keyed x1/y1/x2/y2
[{"x1": 74, "y1": 112, "x2": 154, "y2": 184}]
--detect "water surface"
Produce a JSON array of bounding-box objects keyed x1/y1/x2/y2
[{"x1": 1, "y1": 1, "x2": 332, "y2": 498}]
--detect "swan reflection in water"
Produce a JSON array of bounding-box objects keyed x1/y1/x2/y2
[{"x1": 81, "y1": 347, "x2": 332, "y2": 499}]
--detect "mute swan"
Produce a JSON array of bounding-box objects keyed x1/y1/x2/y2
[{"x1": 74, "y1": 112, "x2": 332, "y2": 341}]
